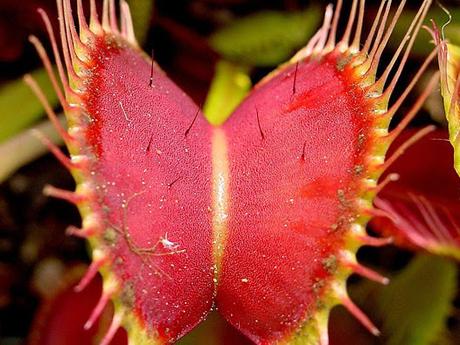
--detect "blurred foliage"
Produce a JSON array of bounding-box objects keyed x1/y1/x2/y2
[
  {"x1": 391, "y1": 8, "x2": 460, "y2": 56},
  {"x1": 0, "y1": 118, "x2": 64, "y2": 183},
  {"x1": 377, "y1": 255, "x2": 456, "y2": 345},
  {"x1": 0, "y1": 68, "x2": 57, "y2": 144},
  {"x1": 354, "y1": 255, "x2": 457, "y2": 345},
  {"x1": 127, "y1": 0, "x2": 155, "y2": 44},
  {"x1": 209, "y1": 9, "x2": 321, "y2": 67}
]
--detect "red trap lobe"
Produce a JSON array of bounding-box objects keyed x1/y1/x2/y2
[
  {"x1": 218, "y1": 54, "x2": 374, "y2": 343},
  {"x1": 82, "y1": 35, "x2": 215, "y2": 341}
]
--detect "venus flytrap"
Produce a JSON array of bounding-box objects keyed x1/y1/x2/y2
[{"x1": 27, "y1": 0, "x2": 439, "y2": 344}]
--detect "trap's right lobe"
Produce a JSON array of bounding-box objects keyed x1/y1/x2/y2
[{"x1": 218, "y1": 54, "x2": 376, "y2": 344}]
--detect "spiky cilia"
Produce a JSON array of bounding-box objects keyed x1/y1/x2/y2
[{"x1": 26, "y1": 0, "x2": 437, "y2": 344}]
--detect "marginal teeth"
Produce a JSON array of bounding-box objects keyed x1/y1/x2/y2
[
  {"x1": 340, "y1": 294, "x2": 381, "y2": 336},
  {"x1": 358, "y1": 234, "x2": 394, "y2": 247},
  {"x1": 84, "y1": 290, "x2": 111, "y2": 330},
  {"x1": 75, "y1": 253, "x2": 106, "y2": 292},
  {"x1": 84, "y1": 274, "x2": 120, "y2": 330},
  {"x1": 66, "y1": 225, "x2": 96, "y2": 238},
  {"x1": 331, "y1": 277, "x2": 381, "y2": 336},
  {"x1": 100, "y1": 312, "x2": 123, "y2": 345},
  {"x1": 338, "y1": 249, "x2": 389, "y2": 285},
  {"x1": 43, "y1": 184, "x2": 85, "y2": 204},
  {"x1": 350, "y1": 262, "x2": 389, "y2": 285}
]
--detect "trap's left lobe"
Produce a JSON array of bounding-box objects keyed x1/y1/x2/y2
[{"x1": 79, "y1": 36, "x2": 215, "y2": 342}]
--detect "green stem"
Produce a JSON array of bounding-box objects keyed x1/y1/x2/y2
[{"x1": 203, "y1": 60, "x2": 251, "y2": 125}]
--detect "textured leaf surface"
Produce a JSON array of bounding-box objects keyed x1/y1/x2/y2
[
  {"x1": 81, "y1": 36, "x2": 215, "y2": 342},
  {"x1": 219, "y1": 53, "x2": 375, "y2": 343},
  {"x1": 81, "y1": 34, "x2": 379, "y2": 343}
]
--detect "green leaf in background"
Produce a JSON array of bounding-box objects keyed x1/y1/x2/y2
[
  {"x1": 0, "y1": 68, "x2": 58, "y2": 143},
  {"x1": 209, "y1": 9, "x2": 321, "y2": 67},
  {"x1": 390, "y1": 8, "x2": 460, "y2": 57},
  {"x1": 127, "y1": 0, "x2": 155, "y2": 44},
  {"x1": 203, "y1": 60, "x2": 251, "y2": 125},
  {"x1": 372, "y1": 255, "x2": 456, "y2": 345},
  {"x1": 0, "y1": 116, "x2": 65, "y2": 183}
]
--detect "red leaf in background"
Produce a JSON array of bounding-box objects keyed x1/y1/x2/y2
[
  {"x1": 372, "y1": 129, "x2": 460, "y2": 259},
  {"x1": 28, "y1": 267, "x2": 127, "y2": 345}
]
